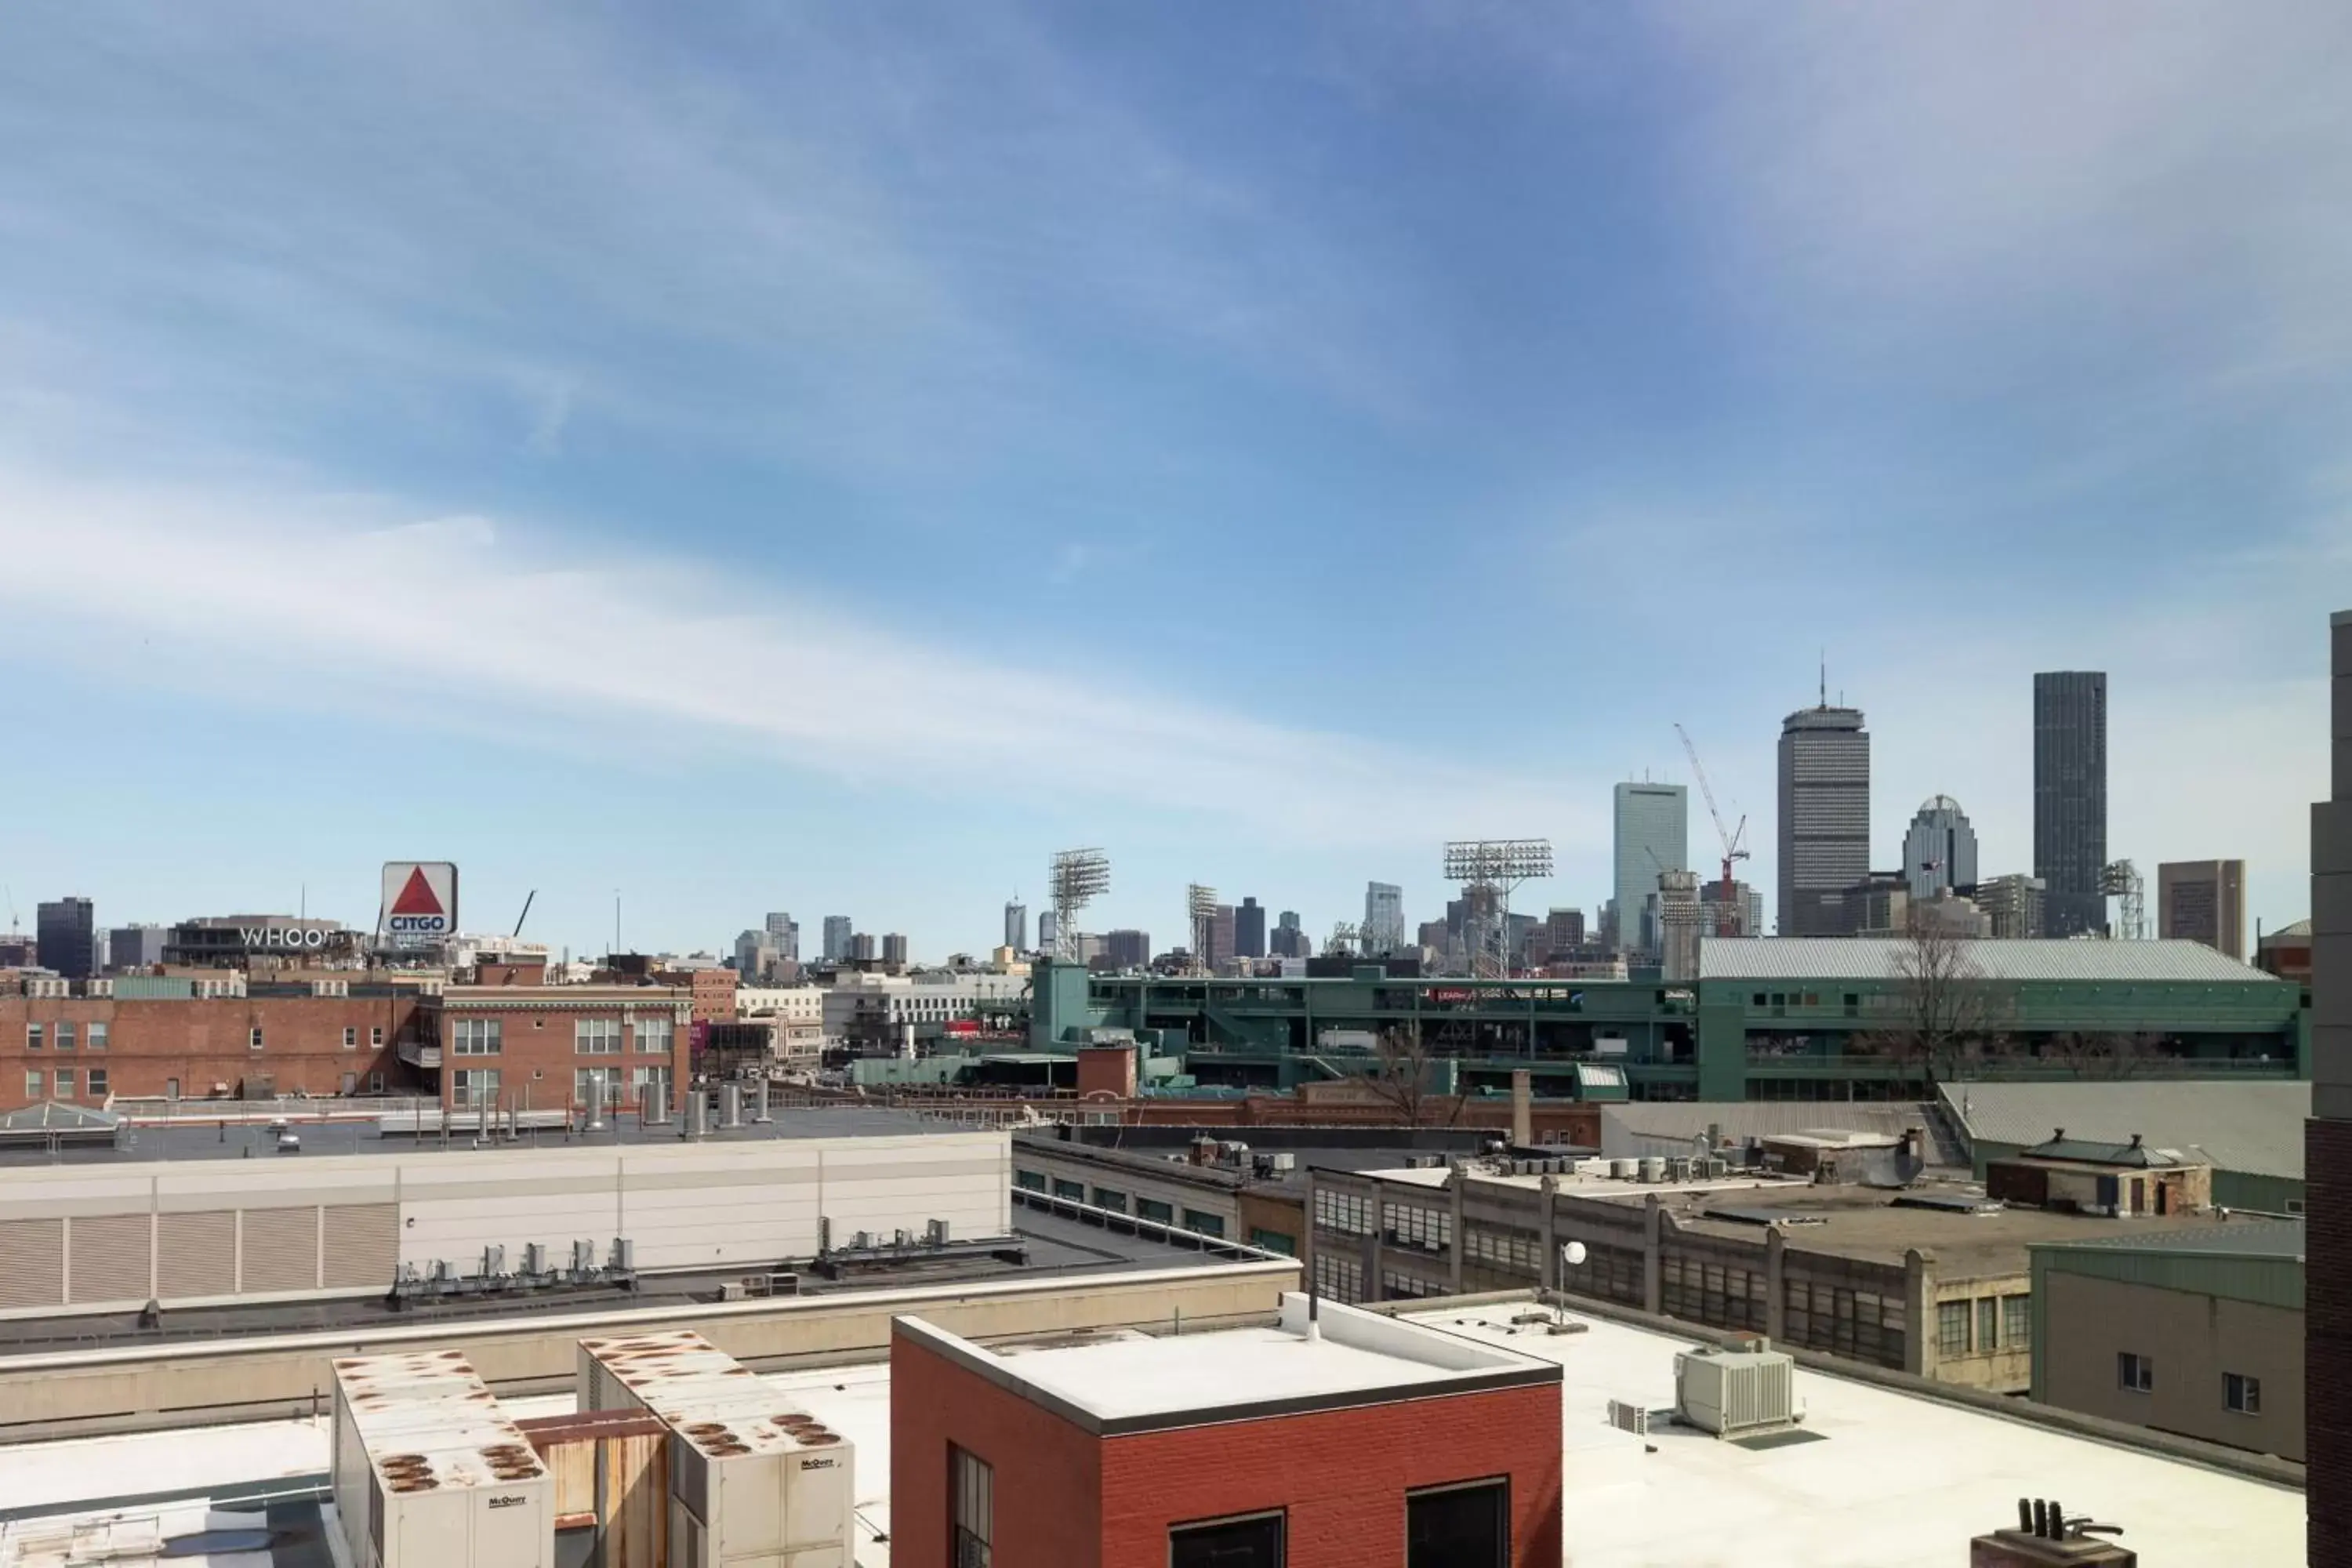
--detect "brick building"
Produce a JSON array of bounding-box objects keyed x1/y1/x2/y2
[
  {"x1": 426, "y1": 980, "x2": 694, "y2": 1112},
  {"x1": 0, "y1": 978, "x2": 425, "y2": 1109},
  {"x1": 891, "y1": 1294, "x2": 1562, "y2": 1567}
]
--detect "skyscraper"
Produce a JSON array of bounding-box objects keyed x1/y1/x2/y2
[
  {"x1": 1234, "y1": 897, "x2": 1267, "y2": 959},
  {"x1": 822, "y1": 915, "x2": 854, "y2": 963},
  {"x1": 1207, "y1": 905, "x2": 1236, "y2": 968},
  {"x1": 1901, "y1": 796, "x2": 1980, "y2": 901},
  {"x1": 35, "y1": 897, "x2": 95, "y2": 980},
  {"x1": 1004, "y1": 900, "x2": 1028, "y2": 952},
  {"x1": 1036, "y1": 910, "x2": 1060, "y2": 953},
  {"x1": 850, "y1": 932, "x2": 877, "y2": 963},
  {"x1": 1777, "y1": 703, "x2": 1870, "y2": 936},
  {"x1": 881, "y1": 933, "x2": 909, "y2": 967},
  {"x1": 1611, "y1": 783, "x2": 1688, "y2": 957},
  {"x1": 1104, "y1": 929, "x2": 1152, "y2": 968},
  {"x1": 1270, "y1": 910, "x2": 1308, "y2": 959},
  {"x1": 2035, "y1": 671, "x2": 2108, "y2": 937},
  {"x1": 764, "y1": 912, "x2": 799, "y2": 962},
  {"x1": 2158, "y1": 860, "x2": 2245, "y2": 958},
  {"x1": 1363, "y1": 882, "x2": 1406, "y2": 956},
  {"x1": 2303, "y1": 610, "x2": 2350, "y2": 1566}
]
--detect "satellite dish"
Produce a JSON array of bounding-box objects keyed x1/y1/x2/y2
[{"x1": 1563, "y1": 1240, "x2": 1588, "y2": 1267}]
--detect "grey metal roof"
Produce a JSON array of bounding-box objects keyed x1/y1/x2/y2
[
  {"x1": 2032, "y1": 1218, "x2": 2304, "y2": 1262},
  {"x1": 1600, "y1": 1102, "x2": 1937, "y2": 1161},
  {"x1": 1939, "y1": 1080, "x2": 2309, "y2": 1180},
  {"x1": 1699, "y1": 937, "x2": 2280, "y2": 984},
  {"x1": 0, "y1": 1101, "x2": 122, "y2": 1133}
]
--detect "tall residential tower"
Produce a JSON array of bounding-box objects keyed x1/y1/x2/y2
[
  {"x1": 1777, "y1": 704, "x2": 1871, "y2": 936},
  {"x1": 2034, "y1": 671, "x2": 2108, "y2": 936}
]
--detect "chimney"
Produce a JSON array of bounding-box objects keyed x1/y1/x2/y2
[
  {"x1": 1511, "y1": 1069, "x2": 1534, "y2": 1149},
  {"x1": 2129, "y1": 1132, "x2": 2143, "y2": 1149}
]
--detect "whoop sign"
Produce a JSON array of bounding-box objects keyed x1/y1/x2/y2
[{"x1": 381, "y1": 862, "x2": 459, "y2": 946}]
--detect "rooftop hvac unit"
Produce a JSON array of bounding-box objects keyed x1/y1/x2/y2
[
  {"x1": 1674, "y1": 1345, "x2": 1800, "y2": 1438},
  {"x1": 331, "y1": 1352, "x2": 552, "y2": 1568},
  {"x1": 576, "y1": 1330, "x2": 855, "y2": 1567}
]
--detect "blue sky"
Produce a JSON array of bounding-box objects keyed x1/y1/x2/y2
[{"x1": 3, "y1": 3, "x2": 2348, "y2": 958}]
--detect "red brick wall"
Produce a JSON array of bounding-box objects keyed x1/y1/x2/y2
[
  {"x1": 1102, "y1": 1383, "x2": 1561, "y2": 1567},
  {"x1": 2310, "y1": 1116, "x2": 2352, "y2": 1566},
  {"x1": 891, "y1": 1327, "x2": 1562, "y2": 1568},
  {"x1": 0, "y1": 993, "x2": 419, "y2": 1109},
  {"x1": 891, "y1": 1330, "x2": 1105, "y2": 1568},
  {"x1": 434, "y1": 996, "x2": 693, "y2": 1109}
]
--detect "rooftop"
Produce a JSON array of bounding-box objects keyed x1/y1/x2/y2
[
  {"x1": 0, "y1": 1298, "x2": 2297, "y2": 1566},
  {"x1": 1700, "y1": 936, "x2": 2281, "y2": 985},
  {"x1": 1940, "y1": 1080, "x2": 2308, "y2": 1181},
  {"x1": 2034, "y1": 1217, "x2": 2305, "y2": 1264}
]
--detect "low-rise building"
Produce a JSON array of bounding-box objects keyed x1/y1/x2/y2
[
  {"x1": 1942, "y1": 1080, "x2": 2307, "y2": 1215},
  {"x1": 1985, "y1": 1133, "x2": 2212, "y2": 1219},
  {"x1": 2031, "y1": 1219, "x2": 2303, "y2": 1461},
  {"x1": 427, "y1": 980, "x2": 692, "y2": 1112},
  {"x1": 891, "y1": 1294, "x2": 1563, "y2": 1567}
]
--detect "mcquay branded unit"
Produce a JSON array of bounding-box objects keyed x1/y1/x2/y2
[
  {"x1": 330, "y1": 1348, "x2": 554, "y2": 1568},
  {"x1": 579, "y1": 1328, "x2": 857, "y2": 1566}
]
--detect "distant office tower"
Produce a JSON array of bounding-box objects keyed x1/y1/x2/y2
[
  {"x1": 2035, "y1": 672, "x2": 2109, "y2": 936},
  {"x1": 1004, "y1": 901, "x2": 1029, "y2": 952},
  {"x1": 1415, "y1": 919, "x2": 1449, "y2": 954},
  {"x1": 1697, "y1": 881, "x2": 1764, "y2": 938},
  {"x1": 881, "y1": 933, "x2": 909, "y2": 966},
  {"x1": 1363, "y1": 882, "x2": 1406, "y2": 956},
  {"x1": 1270, "y1": 911, "x2": 1308, "y2": 959},
  {"x1": 1540, "y1": 908, "x2": 1585, "y2": 963},
  {"x1": 764, "y1": 913, "x2": 800, "y2": 962},
  {"x1": 1612, "y1": 783, "x2": 1689, "y2": 956},
  {"x1": 1104, "y1": 929, "x2": 1152, "y2": 968},
  {"x1": 1505, "y1": 912, "x2": 1541, "y2": 969},
  {"x1": 1036, "y1": 910, "x2": 1060, "y2": 953},
  {"x1": 735, "y1": 929, "x2": 778, "y2": 979},
  {"x1": 1204, "y1": 905, "x2": 1237, "y2": 968},
  {"x1": 107, "y1": 924, "x2": 167, "y2": 971},
  {"x1": 822, "y1": 915, "x2": 854, "y2": 963},
  {"x1": 2158, "y1": 860, "x2": 2246, "y2": 958},
  {"x1": 1777, "y1": 704, "x2": 1871, "y2": 936},
  {"x1": 35, "y1": 897, "x2": 95, "y2": 981},
  {"x1": 1235, "y1": 897, "x2": 1267, "y2": 959},
  {"x1": 1598, "y1": 900, "x2": 1618, "y2": 953},
  {"x1": 1902, "y1": 796, "x2": 1980, "y2": 901},
  {"x1": 850, "y1": 932, "x2": 877, "y2": 963},
  {"x1": 1970, "y1": 874, "x2": 2047, "y2": 940}
]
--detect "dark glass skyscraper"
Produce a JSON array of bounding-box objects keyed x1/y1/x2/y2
[
  {"x1": 1777, "y1": 705, "x2": 1870, "y2": 936},
  {"x1": 35, "y1": 896, "x2": 95, "y2": 980},
  {"x1": 2034, "y1": 672, "x2": 2108, "y2": 937},
  {"x1": 1234, "y1": 897, "x2": 1267, "y2": 959}
]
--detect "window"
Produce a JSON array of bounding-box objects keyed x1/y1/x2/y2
[
  {"x1": 2002, "y1": 1295, "x2": 2031, "y2": 1350},
  {"x1": 574, "y1": 1066, "x2": 620, "y2": 1105},
  {"x1": 55, "y1": 1068, "x2": 75, "y2": 1098},
  {"x1": 452, "y1": 1067, "x2": 502, "y2": 1099},
  {"x1": 371, "y1": 1026, "x2": 385, "y2": 1048},
  {"x1": 636, "y1": 1015, "x2": 675, "y2": 1055},
  {"x1": 1183, "y1": 1209, "x2": 1226, "y2": 1238},
  {"x1": 1171, "y1": 1511, "x2": 1286, "y2": 1568},
  {"x1": 630, "y1": 1065, "x2": 671, "y2": 1107},
  {"x1": 24, "y1": 1070, "x2": 41, "y2": 1100},
  {"x1": 249, "y1": 1026, "x2": 263, "y2": 1051},
  {"x1": 2288, "y1": 1199, "x2": 2307, "y2": 1215},
  {"x1": 1382, "y1": 1201, "x2": 1454, "y2": 1253},
  {"x1": 1313, "y1": 1189, "x2": 1373, "y2": 1235},
  {"x1": 342, "y1": 1027, "x2": 358, "y2": 1051},
  {"x1": 2226, "y1": 1373, "x2": 2261, "y2": 1415},
  {"x1": 24, "y1": 1023, "x2": 41, "y2": 1051},
  {"x1": 1976, "y1": 1298, "x2": 1998, "y2": 1352},
  {"x1": 1091, "y1": 1187, "x2": 1128, "y2": 1213},
  {"x1": 1936, "y1": 1301, "x2": 1970, "y2": 1358},
  {"x1": 87, "y1": 1022, "x2": 107, "y2": 1051},
  {"x1": 56, "y1": 1022, "x2": 75, "y2": 1051},
  {"x1": 1407, "y1": 1479, "x2": 1509, "y2": 1568},
  {"x1": 1138, "y1": 1197, "x2": 1174, "y2": 1223},
  {"x1": 1250, "y1": 1227, "x2": 1297, "y2": 1256},
  {"x1": 950, "y1": 1445, "x2": 993, "y2": 1568},
  {"x1": 1313, "y1": 1253, "x2": 1363, "y2": 1303},
  {"x1": 575, "y1": 1018, "x2": 622, "y2": 1054},
  {"x1": 1053, "y1": 1178, "x2": 1085, "y2": 1201},
  {"x1": 2118, "y1": 1352, "x2": 2154, "y2": 1393},
  {"x1": 368, "y1": 1072, "x2": 384, "y2": 1093},
  {"x1": 1014, "y1": 1170, "x2": 1047, "y2": 1192},
  {"x1": 88, "y1": 1069, "x2": 107, "y2": 1099},
  {"x1": 165, "y1": 1077, "x2": 179, "y2": 1099},
  {"x1": 452, "y1": 1018, "x2": 503, "y2": 1056}
]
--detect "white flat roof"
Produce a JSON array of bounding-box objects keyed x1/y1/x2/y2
[{"x1": 992, "y1": 1327, "x2": 1474, "y2": 1421}]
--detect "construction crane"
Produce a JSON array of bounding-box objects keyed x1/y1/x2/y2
[{"x1": 1675, "y1": 724, "x2": 1751, "y2": 938}]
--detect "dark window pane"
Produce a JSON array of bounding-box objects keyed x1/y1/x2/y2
[
  {"x1": 1171, "y1": 1512, "x2": 1285, "y2": 1568},
  {"x1": 1408, "y1": 1480, "x2": 1508, "y2": 1568}
]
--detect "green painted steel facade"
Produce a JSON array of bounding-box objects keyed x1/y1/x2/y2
[{"x1": 1029, "y1": 960, "x2": 2305, "y2": 1103}]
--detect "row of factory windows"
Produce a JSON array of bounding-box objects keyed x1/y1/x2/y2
[
  {"x1": 448, "y1": 1065, "x2": 672, "y2": 1104},
  {"x1": 449, "y1": 1017, "x2": 675, "y2": 1056},
  {"x1": 25, "y1": 1022, "x2": 392, "y2": 1053},
  {"x1": 1012, "y1": 1170, "x2": 1229, "y2": 1239},
  {"x1": 1936, "y1": 1295, "x2": 2032, "y2": 1359}
]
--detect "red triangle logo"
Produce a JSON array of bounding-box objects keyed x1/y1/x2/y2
[{"x1": 390, "y1": 868, "x2": 444, "y2": 917}]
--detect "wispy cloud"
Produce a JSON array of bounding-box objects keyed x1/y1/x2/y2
[{"x1": 0, "y1": 464, "x2": 1599, "y2": 853}]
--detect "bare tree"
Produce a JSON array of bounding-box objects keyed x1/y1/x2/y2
[
  {"x1": 1362, "y1": 1022, "x2": 1462, "y2": 1127},
  {"x1": 1857, "y1": 920, "x2": 2008, "y2": 1089}
]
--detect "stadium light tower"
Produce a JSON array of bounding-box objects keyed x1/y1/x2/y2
[
  {"x1": 1049, "y1": 848, "x2": 1110, "y2": 963},
  {"x1": 1442, "y1": 838, "x2": 1553, "y2": 979},
  {"x1": 1187, "y1": 884, "x2": 1219, "y2": 975}
]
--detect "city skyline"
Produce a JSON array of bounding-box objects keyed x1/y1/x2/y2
[{"x1": 0, "y1": 8, "x2": 2343, "y2": 956}]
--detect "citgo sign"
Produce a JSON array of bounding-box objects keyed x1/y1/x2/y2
[{"x1": 381, "y1": 862, "x2": 459, "y2": 946}]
